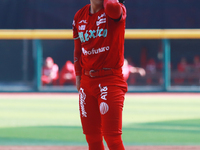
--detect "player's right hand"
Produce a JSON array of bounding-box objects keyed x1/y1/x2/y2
[
  {"x1": 138, "y1": 68, "x2": 146, "y2": 76},
  {"x1": 76, "y1": 76, "x2": 81, "y2": 91}
]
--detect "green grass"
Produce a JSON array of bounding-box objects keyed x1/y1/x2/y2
[{"x1": 0, "y1": 94, "x2": 200, "y2": 145}]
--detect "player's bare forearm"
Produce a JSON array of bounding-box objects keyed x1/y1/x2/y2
[
  {"x1": 103, "y1": 0, "x2": 122, "y2": 19},
  {"x1": 76, "y1": 76, "x2": 81, "y2": 91},
  {"x1": 131, "y1": 67, "x2": 146, "y2": 76}
]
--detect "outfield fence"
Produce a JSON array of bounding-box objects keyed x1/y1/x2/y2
[{"x1": 0, "y1": 29, "x2": 200, "y2": 92}]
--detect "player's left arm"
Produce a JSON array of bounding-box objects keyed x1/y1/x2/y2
[
  {"x1": 74, "y1": 39, "x2": 82, "y2": 91},
  {"x1": 103, "y1": 0, "x2": 126, "y2": 20},
  {"x1": 72, "y1": 15, "x2": 82, "y2": 91}
]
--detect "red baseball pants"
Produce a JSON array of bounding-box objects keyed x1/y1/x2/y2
[{"x1": 79, "y1": 80, "x2": 126, "y2": 150}]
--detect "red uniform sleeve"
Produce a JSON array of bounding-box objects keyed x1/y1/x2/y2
[
  {"x1": 72, "y1": 15, "x2": 82, "y2": 76},
  {"x1": 74, "y1": 39, "x2": 82, "y2": 76},
  {"x1": 104, "y1": 0, "x2": 125, "y2": 20}
]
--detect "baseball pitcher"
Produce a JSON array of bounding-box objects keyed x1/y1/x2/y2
[{"x1": 73, "y1": 0, "x2": 127, "y2": 149}]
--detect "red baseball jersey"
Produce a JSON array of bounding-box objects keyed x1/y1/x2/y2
[
  {"x1": 42, "y1": 64, "x2": 59, "y2": 79},
  {"x1": 73, "y1": 4, "x2": 126, "y2": 73}
]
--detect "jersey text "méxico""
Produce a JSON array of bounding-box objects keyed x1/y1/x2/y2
[{"x1": 78, "y1": 27, "x2": 107, "y2": 43}]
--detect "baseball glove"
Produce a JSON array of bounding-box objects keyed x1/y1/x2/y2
[{"x1": 119, "y1": 0, "x2": 125, "y2": 4}]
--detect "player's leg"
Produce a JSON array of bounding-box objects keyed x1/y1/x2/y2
[
  {"x1": 98, "y1": 84, "x2": 126, "y2": 150},
  {"x1": 85, "y1": 134, "x2": 104, "y2": 150},
  {"x1": 52, "y1": 78, "x2": 58, "y2": 85},
  {"x1": 41, "y1": 75, "x2": 50, "y2": 85},
  {"x1": 59, "y1": 75, "x2": 65, "y2": 85},
  {"x1": 79, "y1": 87, "x2": 105, "y2": 150},
  {"x1": 104, "y1": 134, "x2": 124, "y2": 150}
]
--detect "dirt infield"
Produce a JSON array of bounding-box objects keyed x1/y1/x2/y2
[{"x1": 0, "y1": 146, "x2": 200, "y2": 150}]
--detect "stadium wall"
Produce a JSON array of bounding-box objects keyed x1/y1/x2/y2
[{"x1": 0, "y1": 29, "x2": 200, "y2": 92}]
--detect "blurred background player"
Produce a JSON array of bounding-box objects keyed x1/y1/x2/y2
[
  {"x1": 41, "y1": 57, "x2": 59, "y2": 85},
  {"x1": 145, "y1": 58, "x2": 157, "y2": 84},
  {"x1": 59, "y1": 60, "x2": 76, "y2": 85},
  {"x1": 174, "y1": 57, "x2": 189, "y2": 84},
  {"x1": 122, "y1": 59, "x2": 146, "y2": 82},
  {"x1": 192, "y1": 55, "x2": 200, "y2": 72}
]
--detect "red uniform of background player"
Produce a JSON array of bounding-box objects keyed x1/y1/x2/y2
[
  {"x1": 41, "y1": 57, "x2": 59, "y2": 85},
  {"x1": 73, "y1": 0, "x2": 127, "y2": 149},
  {"x1": 59, "y1": 60, "x2": 76, "y2": 85}
]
